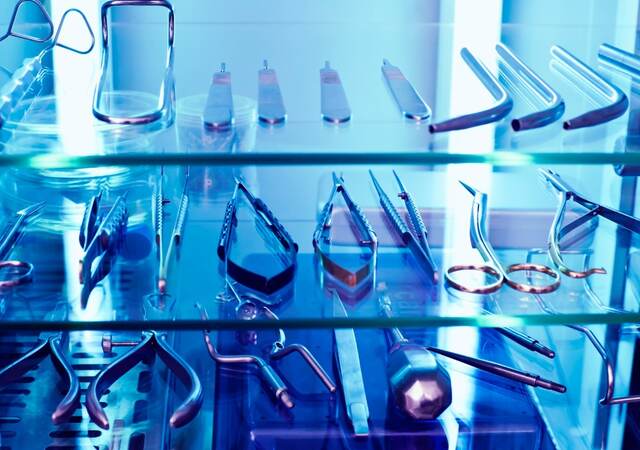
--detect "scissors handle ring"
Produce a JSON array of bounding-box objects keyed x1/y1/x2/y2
[
  {"x1": 445, "y1": 264, "x2": 503, "y2": 294},
  {"x1": 504, "y1": 263, "x2": 561, "y2": 294},
  {"x1": 0, "y1": 260, "x2": 33, "y2": 288}
]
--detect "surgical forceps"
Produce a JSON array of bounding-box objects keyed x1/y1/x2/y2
[
  {"x1": 369, "y1": 170, "x2": 437, "y2": 282},
  {"x1": 197, "y1": 297, "x2": 335, "y2": 410},
  {"x1": 445, "y1": 181, "x2": 561, "y2": 294},
  {"x1": 153, "y1": 169, "x2": 189, "y2": 295},
  {"x1": 429, "y1": 48, "x2": 513, "y2": 133},
  {"x1": 218, "y1": 180, "x2": 298, "y2": 295},
  {"x1": 0, "y1": 8, "x2": 94, "y2": 128},
  {"x1": 540, "y1": 169, "x2": 640, "y2": 278},
  {"x1": 314, "y1": 173, "x2": 378, "y2": 289},
  {"x1": 496, "y1": 43, "x2": 565, "y2": 131},
  {"x1": 0, "y1": 306, "x2": 79, "y2": 424},
  {"x1": 0, "y1": 202, "x2": 44, "y2": 288},
  {"x1": 0, "y1": 0, "x2": 53, "y2": 43},
  {"x1": 79, "y1": 193, "x2": 128, "y2": 308},
  {"x1": 550, "y1": 45, "x2": 628, "y2": 130},
  {"x1": 87, "y1": 330, "x2": 203, "y2": 430},
  {"x1": 93, "y1": 0, "x2": 175, "y2": 125}
]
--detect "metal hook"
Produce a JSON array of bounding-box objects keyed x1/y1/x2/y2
[
  {"x1": 0, "y1": 0, "x2": 54, "y2": 44},
  {"x1": 50, "y1": 8, "x2": 96, "y2": 54}
]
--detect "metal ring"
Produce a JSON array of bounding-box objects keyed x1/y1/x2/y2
[
  {"x1": 445, "y1": 264, "x2": 503, "y2": 294},
  {"x1": 0, "y1": 260, "x2": 33, "y2": 288},
  {"x1": 504, "y1": 263, "x2": 561, "y2": 294}
]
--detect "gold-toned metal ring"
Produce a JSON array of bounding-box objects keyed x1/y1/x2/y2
[
  {"x1": 504, "y1": 263, "x2": 561, "y2": 294},
  {"x1": 445, "y1": 264, "x2": 503, "y2": 294},
  {"x1": 0, "y1": 260, "x2": 33, "y2": 288}
]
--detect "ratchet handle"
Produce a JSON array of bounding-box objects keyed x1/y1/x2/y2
[
  {"x1": 254, "y1": 198, "x2": 298, "y2": 252},
  {"x1": 217, "y1": 199, "x2": 236, "y2": 260}
]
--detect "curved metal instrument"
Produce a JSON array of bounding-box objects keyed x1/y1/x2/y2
[
  {"x1": 93, "y1": 0, "x2": 175, "y2": 125},
  {"x1": 445, "y1": 181, "x2": 560, "y2": 294},
  {"x1": 0, "y1": 0, "x2": 54, "y2": 43},
  {"x1": 599, "y1": 43, "x2": 640, "y2": 76}
]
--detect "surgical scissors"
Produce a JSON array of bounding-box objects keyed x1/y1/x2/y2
[
  {"x1": 0, "y1": 0, "x2": 54, "y2": 43},
  {"x1": 540, "y1": 169, "x2": 640, "y2": 278},
  {"x1": 0, "y1": 202, "x2": 45, "y2": 289},
  {"x1": 445, "y1": 181, "x2": 561, "y2": 294},
  {"x1": 93, "y1": 0, "x2": 175, "y2": 125},
  {"x1": 0, "y1": 8, "x2": 94, "y2": 128}
]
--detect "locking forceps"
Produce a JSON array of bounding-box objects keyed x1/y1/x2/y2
[
  {"x1": 93, "y1": 0, "x2": 175, "y2": 125},
  {"x1": 0, "y1": 202, "x2": 44, "y2": 288},
  {"x1": 87, "y1": 330, "x2": 203, "y2": 429},
  {"x1": 0, "y1": 8, "x2": 95, "y2": 128},
  {"x1": 0, "y1": 306, "x2": 78, "y2": 424},
  {"x1": 369, "y1": 171, "x2": 437, "y2": 282},
  {"x1": 550, "y1": 45, "x2": 628, "y2": 130},
  {"x1": 429, "y1": 48, "x2": 513, "y2": 133},
  {"x1": 218, "y1": 181, "x2": 298, "y2": 295},
  {"x1": 79, "y1": 193, "x2": 128, "y2": 308},
  {"x1": 540, "y1": 169, "x2": 640, "y2": 278},
  {"x1": 0, "y1": 0, "x2": 53, "y2": 43},
  {"x1": 153, "y1": 170, "x2": 189, "y2": 295},
  {"x1": 314, "y1": 173, "x2": 377, "y2": 289},
  {"x1": 445, "y1": 181, "x2": 560, "y2": 294}
]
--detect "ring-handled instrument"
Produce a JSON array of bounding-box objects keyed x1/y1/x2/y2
[
  {"x1": 0, "y1": 0, "x2": 54, "y2": 43},
  {"x1": 0, "y1": 201, "x2": 44, "y2": 289},
  {"x1": 380, "y1": 294, "x2": 566, "y2": 397},
  {"x1": 93, "y1": 0, "x2": 175, "y2": 125},
  {"x1": 217, "y1": 180, "x2": 298, "y2": 295},
  {"x1": 429, "y1": 47, "x2": 513, "y2": 133},
  {"x1": 540, "y1": 169, "x2": 640, "y2": 278},
  {"x1": 445, "y1": 181, "x2": 560, "y2": 294},
  {"x1": 369, "y1": 170, "x2": 437, "y2": 282},
  {"x1": 203, "y1": 62, "x2": 234, "y2": 131},
  {"x1": 152, "y1": 168, "x2": 189, "y2": 295},
  {"x1": 79, "y1": 192, "x2": 128, "y2": 308},
  {"x1": 87, "y1": 330, "x2": 203, "y2": 430},
  {"x1": 0, "y1": 7, "x2": 95, "y2": 129},
  {"x1": 314, "y1": 173, "x2": 377, "y2": 290},
  {"x1": 0, "y1": 305, "x2": 78, "y2": 424},
  {"x1": 495, "y1": 43, "x2": 565, "y2": 131},
  {"x1": 331, "y1": 290, "x2": 370, "y2": 436},
  {"x1": 550, "y1": 45, "x2": 628, "y2": 130},
  {"x1": 258, "y1": 60, "x2": 286, "y2": 124},
  {"x1": 320, "y1": 61, "x2": 351, "y2": 123},
  {"x1": 381, "y1": 59, "x2": 431, "y2": 121}
]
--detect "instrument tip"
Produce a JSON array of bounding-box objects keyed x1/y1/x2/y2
[{"x1": 458, "y1": 180, "x2": 477, "y2": 195}]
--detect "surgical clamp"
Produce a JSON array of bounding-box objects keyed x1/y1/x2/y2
[
  {"x1": 79, "y1": 193, "x2": 128, "y2": 308},
  {"x1": 369, "y1": 170, "x2": 437, "y2": 282},
  {"x1": 0, "y1": 0, "x2": 53, "y2": 43},
  {"x1": 93, "y1": 0, "x2": 175, "y2": 125},
  {"x1": 429, "y1": 48, "x2": 513, "y2": 133},
  {"x1": 540, "y1": 169, "x2": 640, "y2": 278},
  {"x1": 0, "y1": 202, "x2": 45, "y2": 288},
  {"x1": 87, "y1": 330, "x2": 203, "y2": 430},
  {"x1": 446, "y1": 181, "x2": 560, "y2": 294},
  {"x1": 550, "y1": 45, "x2": 628, "y2": 130},
  {"x1": 496, "y1": 43, "x2": 565, "y2": 131}
]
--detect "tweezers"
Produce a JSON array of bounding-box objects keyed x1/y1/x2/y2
[
  {"x1": 540, "y1": 169, "x2": 640, "y2": 278},
  {"x1": 258, "y1": 60, "x2": 286, "y2": 124},
  {"x1": 93, "y1": 0, "x2": 175, "y2": 125},
  {"x1": 550, "y1": 45, "x2": 628, "y2": 130},
  {"x1": 313, "y1": 173, "x2": 378, "y2": 288},
  {"x1": 153, "y1": 170, "x2": 189, "y2": 294},
  {"x1": 598, "y1": 43, "x2": 640, "y2": 77},
  {"x1": 0, "y1": 8, "x2": 94, "y2": 128},
  {"x1": 496, "y1": 43, "x2": 564, "y2": 131},
  {"x1": 429, "y1": 48, "x2": 513, "y2": 133},
  {"x1": 369, "y1": 170, "x2": 437, "y2": 282},
  {"x1": 203, "y1": 63, "x2": 234, "y2": 131},
  {"x1": 320, "y1": 61, "x2": 351, "y2": 123},
  {"x1": 0, "y1": 0, "x2": 53, "y2": 43},
  {"x1": 87, "y1": 330, "x2": 203, "y2": 429},
  {"x1": 79, "y1": 193, "x2": 128, "y2": 308},
  {"x1": 217, "y1": 181, "x2": 298, "y2": 295},
  {"x1": 381, "y1": 59, "x2": 431, "y2": 121},
  {"x1": 0, "y1": 331, "x2": 78, "y2": 424}
]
